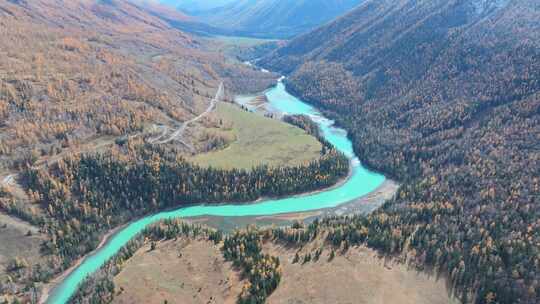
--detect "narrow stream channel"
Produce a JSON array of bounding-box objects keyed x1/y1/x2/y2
[{"x1": 46, "y1": 79, "x2": 386, "y2": 304}]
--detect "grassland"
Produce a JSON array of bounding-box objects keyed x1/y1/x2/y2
[
  {"x1": 112, "y1": 237, "x2": 457, "y2": 304},
  {"x1": 113, "y1": 238, "x2": 242, "y2": 304},
  {"x1": 210, "y1": 35, "x2": 278, "y2": 48},
  {"x1": 189, "y1": 102, "x2": 322, "y2": 170},
  {"x1": 266, "y1": 243, "x2": 458, "y2": 304},
  {"x1": 0, "y1": 212, "x2": 44, "y2": 285}
]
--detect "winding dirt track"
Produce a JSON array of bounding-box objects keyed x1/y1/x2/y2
[
  {"x1": 1, "y1": 83, "x2": 224, "y2": 191},
  {"x1": 148, "y1": 82, "x2": 224, "y2": 146}
]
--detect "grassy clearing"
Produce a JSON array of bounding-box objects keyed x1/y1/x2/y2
[
  {"x1": 189, "y1": 102, "x2": 322, "y2": 170},
  {"x1": 210, "y1": 35, "x2": 277, "y2": 48},
  {"x1": 113, "y1": 239, "x2": 242, "y2": 304},
  {"x1": 0, "y1": 213, "x2": 44, "y2": 278},
  {"x1": 112, "y1": 237, "x2": 457, "y2": 304},
  {"x1": 265, "y1": 243, "x2": 459, "y2": 304}
]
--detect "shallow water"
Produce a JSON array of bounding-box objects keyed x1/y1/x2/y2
[{"x1": 47, "y1": 80, "x2": 385, "y2": 304}]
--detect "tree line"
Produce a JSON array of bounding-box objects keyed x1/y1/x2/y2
[
  {"x1": 0, "y1": 134, "x2": 348, "y2": 302},
  {"x1": 70, "y1": 220, "x2": 281, "y2": 304}
]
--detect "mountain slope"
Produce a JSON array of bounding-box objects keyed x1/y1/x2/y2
[
  {"x1": 183, "y1": 0, "x2": 365, "y2": 39},
  {"x1": 262, "y1": 0, "x2": 540, "y2": 303},
  {"x1": 0, "y1": 0, "x2": 274, "y2": 171},
  {"x1": 0, "y1": 0, "x2": 277, "y2": 301},
  {"x1": 0, "y1": 0, "x2": 192, "y2": 167}
]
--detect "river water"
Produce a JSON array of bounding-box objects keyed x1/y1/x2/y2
[{"x1": 46, "y1": 80, "x2": 385, "y2": 303}]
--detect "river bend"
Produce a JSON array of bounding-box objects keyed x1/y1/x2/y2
[{"x1": 46, "y1": 80, "x2": 385, "y2": 304}]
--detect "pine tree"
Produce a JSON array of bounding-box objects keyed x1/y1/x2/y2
[{"x1": 292, "y1": 252, "x2": 300, "y2": 264}]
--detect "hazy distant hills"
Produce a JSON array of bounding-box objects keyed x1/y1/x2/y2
[
  {"x1": 160, "y1": 0, "x2": 235, "y2": 13},
  {"x1": 162, "y1": 0, "x2": 365, "y2": 39}
]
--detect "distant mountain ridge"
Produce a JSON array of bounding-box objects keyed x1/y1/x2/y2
[
  {"x1": 160, "y1": 0, "x2": 235, "y2": 13},
  {"x1": 168, "y1": 0, "x2": 365, "y2": 39}
]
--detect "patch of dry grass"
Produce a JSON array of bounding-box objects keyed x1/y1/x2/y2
[
  {"x1": 112, "y1": 234, "x2": 457, "y2": 304},
  {"x1": 0, "y1": 213, "x2": 44, "y2": 278},
  {"x1": 113, "y1": 239, "x2": 242, "y2": 304},
  {"x1": 266, "y1": 243, "x2": 458, "y2": 304}
]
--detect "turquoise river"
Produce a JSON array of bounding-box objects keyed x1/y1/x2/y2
[{"x1": 46, "y1": 80, "x2": 386, "y2": 303}]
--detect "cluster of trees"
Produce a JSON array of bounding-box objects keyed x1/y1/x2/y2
[
  {"x1": 223, "y1": 229, "x2": 282, "y2": 304},
  {"x1": 18, "y1": 140, "x2": 347, "y2": 280},
  {"x1": 0, "y1": 99, "x2": 7, "y2": 121},
  {"x1": 71, "y1": 219, "x2": 221, "y2": 304},
  {"x1": 283, "y1": 114, "x2": 337, "y2": 157},
  {"x1": 283, "y1": 115, "x2": 322, "y2": 139},
  {"x1": 71, "y1": 220, "x2": 283, "y2": 304},
  {"x1": 199, "y1": 129, "x2": 236, "y2": 153},
  {"x1": 0, "y1": 188, "x2": 44, "y2": 227}
]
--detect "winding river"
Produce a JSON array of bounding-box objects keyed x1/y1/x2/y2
[{"x1": 46, "y1": 80, "x2": 386, "y2": 304}]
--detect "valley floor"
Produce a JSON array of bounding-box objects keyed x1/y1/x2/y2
[{"x1": 189, "y1": 102, "x2": 322, "y2": 170}]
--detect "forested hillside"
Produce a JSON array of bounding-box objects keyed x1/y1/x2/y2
[
  {"x1": 173, "y1": 0, "x2": 365, "y2": 38},
  {"x1": 19, "y1": 138, "x2": 347, "y2": 270},
  {"x1": 0, "y1": 0, "x2": 274, "y2": 174},
  {"x1": 0, "y1": 0, "x2": 276, "y2": 301},
  {"x1": 262, "y1": 0, "x2": 540, "y2": 303}
]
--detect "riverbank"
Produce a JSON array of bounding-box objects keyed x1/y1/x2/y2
[
  {"x1": 188, "y1": 102, "x2": 322, "y2": 170},
  {"x1": 39, "y1": 167, "x2": 354, "y2": 303},
  {"x1": 186, "y1": 178, "x2": 399, "y2": 232},
  {"x1": 38, "y1": 224, "x2": 126, "y2": 304}
]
